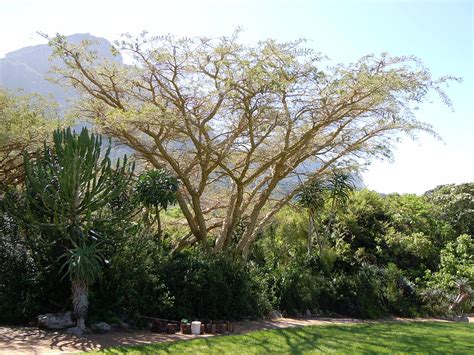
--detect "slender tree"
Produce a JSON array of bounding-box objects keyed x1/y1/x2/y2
[
  {"x1": 297, "y1": 171, "x2": 357, "y2": 254},
  {"x1": 45, "y1": 32, "x2": 457, "y2": 258},
  {"x1": 135, "y1": 168, "x2": 178, "y2": 239},
  {"x1": 23, "y1": 127, "x2": 134, "y2": 331},
  {"x1": 297, "y1": 179, "x2": 325, "y2": 254},
  {"x1": 325, "y1": 171, "x2": 358, "y2": 234}
]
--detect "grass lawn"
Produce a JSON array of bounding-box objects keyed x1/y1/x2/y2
[{"x1": 92, "y1": 321, "x2": 474, "y2": 354}]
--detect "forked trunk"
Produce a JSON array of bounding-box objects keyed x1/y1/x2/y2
[{"x1": 71, "y1": 279, "x2": 89, "y2": 330}]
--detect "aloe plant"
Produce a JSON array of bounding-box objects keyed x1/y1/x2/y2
[{"x1": 23, "y1": 127, "x2": 134, "y2": 330}]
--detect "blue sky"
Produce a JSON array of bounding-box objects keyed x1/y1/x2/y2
[{"x1": 0, "y1": 0, "x2": 472, "y2": 193}]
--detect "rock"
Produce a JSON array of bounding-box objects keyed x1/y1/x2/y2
[
  {"x1": 37, "y1": 312, "x2": 75, "y2": 330},
  {"x1": 304, "y1": 309, "x2": 312, "y2": 318},
  {"x1": 453, "y1": 314, "x2": 469, "y2": 322},
  {"x1": 111, "y1": 320, "x2": 130, "y2": 330},
  {"x1": 268, "y1": 310, "x2": 283, "y2": 319},
  {"x1": 118, "y1": 320, "x2": 130, "y2": 330},
  {"x1": 65, "y1": 326, "x2": 84, "y2": 337},
  {"x1": 91, "y1": 322, "x2": 112, "y2": 334}
]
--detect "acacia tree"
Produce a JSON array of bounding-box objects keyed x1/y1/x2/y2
[
  {"x1": 46, "y1": 32, "x2": 456, "y2": 258},
  {"x1": 0, "y1": 89, "x2": 61, "y2": 191}
]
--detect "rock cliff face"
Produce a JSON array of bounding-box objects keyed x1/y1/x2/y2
[{"x1": 0, "y1": 33, "x2": 122, "y2": 107}]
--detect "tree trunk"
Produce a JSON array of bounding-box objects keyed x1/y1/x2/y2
[
  {"x1": 172, "y1": 232, "x2": 196, "y2": 253},
  {"x1": 155, "y1": 207, "x2": 162, "y2": 241},
  {"x1": 307, "y1": 208, "x2": 314, "y2": 254},
  {"x1": 71, "y1": 279, "x2": 89, "y2": 330}
]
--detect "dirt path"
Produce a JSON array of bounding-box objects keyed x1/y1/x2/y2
[{"x1": 0, "y1": 316, "x2": 471, "y2": 354}]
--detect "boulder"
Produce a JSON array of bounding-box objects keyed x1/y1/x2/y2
[
  {"x1": 91, "y1": 322, "x2": 112, "y2": 334},
  {"x1": 453, "y1": 314, "x2": 469, "y2": 323},
  {"x1": 304, "y1": 309, "x2": 312, "y2": 318},
  {"x1": 118, "y1": 320, "x2": 130, "y2": 330},
  {"x1": 65, "y1": 326, "x2": 84, "y2": 337},
  {"x1": 268, "y1": 310, "x2": 283, "y2": 319},
  {"x1": 111, "y1": 320, "x2": 130, "y2": 330},
  {"x1": 37, "y1": 312, "x2": 74, "y2": 330}
]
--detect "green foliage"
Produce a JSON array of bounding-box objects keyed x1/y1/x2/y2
[
  {"x1": 296, "y1": 171, "x2": 358, "y2": 217},
  {"x1": 156, "y1": 250, "x2": 270, "y2": 320},
  {"x1": 0, "y1": 127, "x2": 137, "y2": 325},
  {"x1": 22, "y1": 128, "x2": 136, "y2": 288},
  {"x1": 0, "y1": 204, "x2": 41, "y2": 323},
  {"x1": 2, "y1": 177, "x2": 473, "y2": 324},
  {"x1": 135, "y1": 169, "x2": 178, "y2": 209},
  {"x1": 333, "y1": 190, "x2": 453, "y2": 275},
  {"x1": 425, "y1": 183, "x2": 474, "y2": 236},
  {"x1": 89, "y1": 236, "x2": 273, "y2": 322},
  {"x1": 325, "y1": 172, "x2": 358, "y2": 210},
  {"x1": 427, "y1": 234, "x2": 474, "y2": 291},
  {"x1": 327, "y1": 189, "x2": 388, "y2": 265},
  {"x1": 271, "y1": 255, "x2": 419, "y2": 318},
  {"x1": 252, "y1": 206, "x2": 307, "y2": 265},
  {"x1": 297, "y1": 180, "x2": 326, "y2": 210},
  {"x1": 383, "y1": 263, "x2": 419, "y2": 315},
  {"x1": 253, "y1": 186, "x2": 472, "y2": 318},
  {"x1": 0, "y1": 89, "x2": 63, "y2": 190},
  {"x1": 60, "y1": 242, "x2": 104, "y2": 285},
  {"x1": 88, "y1": 231, "x2": 173, "y2": 323},
  {"x1": 23, "y1": 128, "x2": 135, "y2": 238},
  {"x1": 296, "y1": 171, "x2": 358, "y2": 254}
]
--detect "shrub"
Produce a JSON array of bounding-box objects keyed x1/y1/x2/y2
[
  {"x1": 0, "y1": 193, "x2": 71, "y2": 324},
  {"x1": 90, "y1": 245, "x2": 273, "y2": 322},
  {"x1": 422, "y1": 234, "x2": 474, "y2": 315},
  {"x1": 88, "y1": 231, "x2": 173, "y2": 324},
  {"x1": 156, "y1": 250, "x2": 270, "y2": 320}
]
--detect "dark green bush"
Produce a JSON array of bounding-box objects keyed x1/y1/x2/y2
[
  {"x1": 0, "y1": 194, "x2": 72, "y2": 324},
  {"x1": 88, "y1": 231, "x2": 173, "y2": 324},
  {"x1": 269, "y1": 253, "x2": 421, "y2": 319},
  {"x1": 88, "y1": 240, "x2": 274, "y2": 323},
  {"x1": 156, "y1": 250, "x2": 271, "y2": 320},
  {"x1": 2, "y1": 184, "x2": 471, "y2": 325}
]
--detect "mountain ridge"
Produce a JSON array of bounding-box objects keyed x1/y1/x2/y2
[{"x1": 0, "y1": 33, "x2": 122, "y2": 107}]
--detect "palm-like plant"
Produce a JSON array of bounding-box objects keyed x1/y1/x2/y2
[
  {"x1": 297, "y1": 180, "x2": 326, "y2": 253},
  {"x1": 23, "y1": 128, "x2": 134, "y2": 331},
  {"x1": 297, "y1": 171, "x2": 357, "y2": 254},
  {"x1": 325, "y1": 172, "x2": 358, "y2": 232},
  {"x1": 135, "y1": 169, "x2": 178, "y2": 240},
  {"x1": 60, "y1": 241, "x2": 103, "y2": 330}
]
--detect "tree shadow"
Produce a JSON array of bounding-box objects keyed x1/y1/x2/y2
[
  {"x1": 2, "y1": 321, "x2": 473, "y2": 354},
  {"x1": 0, "y1": 326, "x2": 209, "y2": 353},
  {"x1": 106, "y1": 322, "x2": 473, "y2": 354}
]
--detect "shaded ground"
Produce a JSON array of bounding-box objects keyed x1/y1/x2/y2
[{"x1": 0, "y1": 316, "x2": 472, "y2": 354}]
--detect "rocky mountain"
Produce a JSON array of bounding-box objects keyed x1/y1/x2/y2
[{"x1": 0, "y1": 33, "x2": 122, "y2": 107}]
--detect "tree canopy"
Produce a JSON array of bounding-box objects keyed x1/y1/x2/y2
[
  {"x1": 46, "y1": 32, "x2": 456, "y2": 257},
  {"x1": 0, "y1": 89, "x2": 61, "y2": 191}
]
